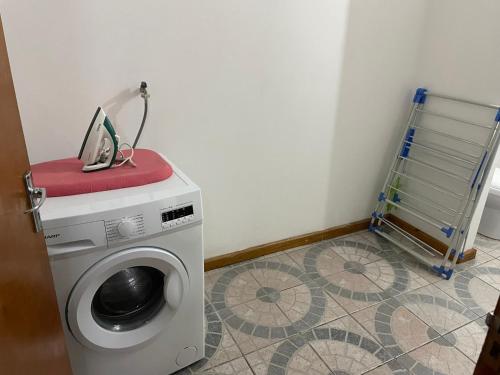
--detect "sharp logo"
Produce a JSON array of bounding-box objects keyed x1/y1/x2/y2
[{"x1": 45, "y1": 233, "x2": 61, "y2": 240}]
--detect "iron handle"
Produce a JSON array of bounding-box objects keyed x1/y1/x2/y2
[{"x1": 25, "y1": 186, "x2": 46, "y2": 213}]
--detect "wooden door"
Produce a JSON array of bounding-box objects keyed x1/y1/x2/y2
[
  {"x1": 474, "y1": 296, "x2": 500, "y2": 374},
  {"x1": 0, "y1": 16, "x2": 72, "y2": 375}
]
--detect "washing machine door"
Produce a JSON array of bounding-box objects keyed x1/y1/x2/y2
[{"x1": 67, "y1": 247, "x2": 189, "y2": 351}]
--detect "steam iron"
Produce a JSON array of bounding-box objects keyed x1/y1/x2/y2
[{"x1": 78, "y1": 107, "x2": 118, "y2": 172}]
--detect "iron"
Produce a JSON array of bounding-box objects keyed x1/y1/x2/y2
[{"x1": 78, "y1": 107, "x2": 118, "y2": 172}]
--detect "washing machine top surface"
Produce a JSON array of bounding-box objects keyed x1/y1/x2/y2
[
  {"x1": 41, "y1": 159, "x2": 200, "y2": 227},
  {"x1": 40, "y1": 158, "x2": 203, "y2": 254}
]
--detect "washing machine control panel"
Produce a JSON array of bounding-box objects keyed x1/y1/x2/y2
[
  {"x1": 42, "y1": 166, "x2": 203, "y2": 256},
  {"x1": 161, "y1": 204, "x2": 195, "y2": 230},
  {"x1": 105, "y1": 214, "x2": 145, "y2": 242}
]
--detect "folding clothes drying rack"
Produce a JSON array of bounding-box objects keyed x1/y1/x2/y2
[{"x1": 370, "y1": 88, "x2": 500, "y2": 279}]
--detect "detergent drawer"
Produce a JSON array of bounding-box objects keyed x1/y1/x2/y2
[{"x1": 44, "y1": 221, "x2": 107, "y2": 256}]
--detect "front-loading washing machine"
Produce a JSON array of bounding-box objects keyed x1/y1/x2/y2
[{"x1": 40, "y1": 160, "x2": 204, "y2": 375}]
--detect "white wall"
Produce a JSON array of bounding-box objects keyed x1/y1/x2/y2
[
  {"x1": 2, "y1": 0, "x2": 428, "y2": 257},
  {"x1": 324, "y1": 0, "x2": 427, "y2": 226},
  {"x1": 416, "y1": 0, "x2": 500, "y2": 250}
]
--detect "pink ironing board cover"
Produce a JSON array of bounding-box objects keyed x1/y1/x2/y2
[{"x1": 31, "y1": 149, "x2": 173, "y2": 197}]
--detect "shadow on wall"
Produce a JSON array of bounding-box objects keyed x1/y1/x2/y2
[
  {"x1": 416, "y1": 0, "x2": 500, "y2": 250},
  {"x1": 324, "y1": 0, "x2": 428, "y2": 226}
]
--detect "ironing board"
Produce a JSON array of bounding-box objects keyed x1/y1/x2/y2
[{"x1": 32, "y1": 149, "x2": 173, "y2": 197}]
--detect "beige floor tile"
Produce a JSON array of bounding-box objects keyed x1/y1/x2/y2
[
  {"x1": 222, "y1": 298, "x2": 292, "y2": 354},
  {"x1": 207, "y1": 305, "x2": 241, "y2": 368},
  {"x1": 323, "y1": 271, "x2": 387, "y2": 313},
  {"x1": 202, "y1": 237, "x2": 498, "y2": 374},
  {"x1": 210, "y1": 269, "x2": 262, "y2": 307},
  {"x1": 344, "y1": 231, "x2": 401, "y2": 255},
  {"x1": 363, "y1": 259, "x2": 429, "y2": 297},
  {"x1": 203, "y1": 357, "x2": 253, "y2": 375},
  {"x1": 358, "y1": 231, "x2": 399, "y2": 252},
  {"x1": 308, "y1": 316, "x2": 390, "y2": 375},
  {"x1": 284, "y1": 243, "x2": 316, "y2": 255},
  {"x1": 454, "y1": 248, "x2": 494, "y2": 272},
  {"x1": 332, "y1": 243, "x2": 382, "y2": 265},
  {"x1": 258, "y1": 253, "x2": 299, "y2": 266},
  {"x1": 181, "y1": 302, "x2": 242, "y2": 374},
  {"x1": 317, "y1": 314, "x2": 372, "y2": 335},
  {"x1": 397, "y1": 256, "x2": 445, "y2": 284},
  {"x1": 398, "y1": 339, "x2": 475, "y2": 375},
  {"x1": 287, "y1": 245, "x2": 349, "y2": 276},
  {"x1": 277, "y1": 284, "x2": 347, "y2": 329},
  {"x1": 396, "y1": 284, "x2": 477, "y2": 335},
  {"x1": 342, "y1": 232, "x2": 378, "y2": 247},
  {"x1": 362, "y1": 359, "x2": 409, "y2": 374},
  {"x1": 435, "y1": 273, "x2": 499, "y2": 316},
  {"x1": 203, "y1": 322, "x2": 242, "y2": 370},
  {"x1": 474, "y1": 233, "x2": 500, "y2": 258},
  {"x1": 375, "y1": 230, "x2": 446, "y2": 283},
  {"x1": 444, "y1": 317, "x2": 488, "y2": 363},
  {"x1": 224, "y1": 327, "x2": 281, "y2": 356},
  {"x1": 232, "y1": 299, "x2": 290, "y2": 327},
  {"x1": 474, "y1": 258, "x2": 500, "y2": 290},
  {"x1": 313, "y1": 340, "x2": 383, "y2": 375},
  {"x1": 250, "y1": 255, "x2": 305, "y2": 292},
  {"x1": 246, "y1": 339, "x2": 331, "y2": 375},
  {"x1": 205, "y1": 267, "x2": 227, "y2": 296},
  {"x1": 351, "y1": 299, "x2": 438, "y2": 358}
]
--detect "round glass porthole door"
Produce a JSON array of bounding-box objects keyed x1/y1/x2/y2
[
  {"x1": 91, "y1": 266, "x2": 166, "y2": 332},
  {"x1": 67, "y1": 247, "x2": 189, "y2": 351}
]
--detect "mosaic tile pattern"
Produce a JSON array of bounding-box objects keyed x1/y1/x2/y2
[
  {"x1": 474, "y1": 233, "x2": 500, "y2": 258},
  {"x1": 203, "y1": 357, "x2": 253, "y2": 375},
  {"x1": 351, "y1": 298, "x2": 439, "y2": 358},
  {"x1": 396, "y1": 284, "x2": 477, "y2": 335},
  {"x1": 323, "y1": 270, "x2": 387, "y2": 313},
  {"x1": 363, "y1": 360, "x2": 410, "y2": 375},
  {"x1": 306, "y1": 316, "x2": 392, "y2": 374},
  {"x1": 435, "y1": 270, "x2": 499, "y2": 316},
  {"x1": 453, "y1": 248, "x2": 494, "y2": 272},
  {"x1": 246, "y1": 316, "x2": 393, "y2": 375},
  {"x1": 332, "y1": 240, "x2": 384, "y2": 265},
  {"x1": 250, "y1": 254, "x2": 304, "y2": 292},
  {"x1": 363, "y1": 258, "x2": 429, "y2": 297},
  {"x1": 288, "y1": 243, "x2": 347, "y2": 276},
  {"x1": 210, "y1": 254, "x2": 349, "y2": 354},
  {"x1": 176, "y1": 301, "x2": 243, "y2": 374},
  {"x1": 289, "y1": 238, "x2": 430, "y2": 313},
  {"x1": 276, "y1": 284, "x2": 348, "y2": 329},
  {"x1": 373, "y1": 228, "x2": 449, "y2": 284},
  {"x1": 246, "y1": 337, "x2": 331, "y2": 375},
  {"x1": 473, "y1": 258, "x2": 500, "y2": 290},
  {"x1": 398, "y1": 339, "x2": 475, "y2": 375},
  {"x1": 181, "y1": 230, "x2": 500, "y2": 374},
  {"x1": 444, "y1": 318, "x2": 488, "y2": 363}
]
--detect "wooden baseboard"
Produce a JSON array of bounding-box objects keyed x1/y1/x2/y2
[
  {"x1": 385, "y1": 214, "x2": 476, "y2": 263},
  {"x1": 204, "y1": 218, "x2": 371, "y2": 271}
]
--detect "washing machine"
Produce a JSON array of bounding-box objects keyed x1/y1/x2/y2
[{"x1": 40, "y1": 160, "x2": 204, "y2": 375}]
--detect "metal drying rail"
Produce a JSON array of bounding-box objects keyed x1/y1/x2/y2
[{"x1": 370, "y1": 88, "x2": 500, "y2": 279}]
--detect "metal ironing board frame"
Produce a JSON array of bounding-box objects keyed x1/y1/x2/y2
[{"x1": 370, "y1": 88, "x2": 500, "y2": 279}]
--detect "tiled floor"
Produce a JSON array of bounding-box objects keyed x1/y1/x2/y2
[{"x1": 178, "y1": 231, "x2": 500, "y2": 375}]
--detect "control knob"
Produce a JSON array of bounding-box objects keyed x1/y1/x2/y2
[{"x1": 117, "y1": 219, "x2": 137, "y2": 238}]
